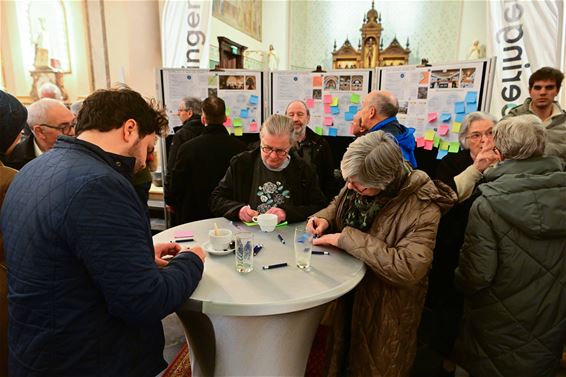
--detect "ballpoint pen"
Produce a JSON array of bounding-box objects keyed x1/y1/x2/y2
[
  {"x1": 312, "y1": 250, "x2": 330, "y2": 255},
  {"x1": 277, "y1": 234, "x2": 286, "y2": 244},
  {"x1": 253, "y1": 244, "x2": 263, "y2": 256},
  {"x1": 262, "y1": 262, "x2": 288, "y2": 270}
]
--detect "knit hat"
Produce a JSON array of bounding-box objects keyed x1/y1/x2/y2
[{"x1": 0, "y1": 90, "x2": 27, "y2": 154}]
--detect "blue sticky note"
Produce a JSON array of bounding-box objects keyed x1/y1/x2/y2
[
  {"x1": 330, "y1": 106, "x2": 340, "y2": 115},
  {"x1": 440, "y1": 112, "x2": 451, "y2": 122},
  {"x1": 240, "y1": 109, "x2": 249, "y2": 118},
  {"x1": 328, "y1": 127, "x2": 338, "y2": 137},
  {"x1": 436, "y1": 149, "x2": 449, "y2": 160},
  {"x1": 455, "y1": 102, "x2": 465, "y2": 114},
  {"x1": 249, "y1": 95, "x2": 258, "y2": 105},
  {"x1": 465, "y1": 91, "x2": 477, "y2": 103},
  {"x1": 345, "y1": 112, "x2": 354, "y2": 121},
  {"x1": 349, "y1": 105, "x2": 358, "y2": 113},
  {"x1": 455, "y1": 114, "x2": 465, "y2": 123},
  {"x1": 466, "y1": 102, "x2": 478, "y2": 112}
]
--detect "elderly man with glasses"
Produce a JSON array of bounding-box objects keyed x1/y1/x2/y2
[
  {"x1": 6, "y1": 98, "x2": 75, "y2": 170},
  {"x1": 210, "y1": 114, "x2": 326, "y2": 224}
]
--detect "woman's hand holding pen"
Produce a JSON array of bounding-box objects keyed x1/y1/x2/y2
[{"x1": 307, "y1": 216, "x2": 329, "y2": 237}]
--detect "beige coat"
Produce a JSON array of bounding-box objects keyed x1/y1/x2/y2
[
  {"x1": 316, "y1": 170, "x2": 456, "y2": 377},
  {"x1": 0, "y1": 161, "x2": 17, "y2": 375}
]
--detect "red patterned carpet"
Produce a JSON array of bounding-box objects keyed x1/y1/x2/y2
[{"x1": 162, "y1": 326, "x2": 328, "y2": 377}]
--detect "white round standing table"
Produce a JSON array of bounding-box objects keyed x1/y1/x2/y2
[{"x1": 153, "y1": 217, "x2": 366, "y2": 377}]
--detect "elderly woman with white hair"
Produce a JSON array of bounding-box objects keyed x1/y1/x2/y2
[
  {"x1": 454, "y1": 114, "x2": 566, "y2": 377},
  {"x1": 307, "y1": 131, "x2": 456, "y2": 377}
]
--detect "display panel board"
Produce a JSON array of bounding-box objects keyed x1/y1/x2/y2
[
  {"x1": 378, "y1": 59, "x2": 492, "y2": 158},
  {"x1": 158, "y1": 68, "x2": 264, "y2": 135},
  {"x1": 271, "y1": 69, "x2": 373, "y2": 137}
]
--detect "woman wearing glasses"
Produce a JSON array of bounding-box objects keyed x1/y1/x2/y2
[
  {"x1": 210, "y1": 114, "x2": 326, "y2": 223},
  {"x1": 308, "y1": 131, "x2": 456, "y2": 377}
]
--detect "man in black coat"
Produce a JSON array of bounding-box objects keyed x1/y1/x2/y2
[{"x1": 170, "y1": 96, "x2": 247, "y2": 223}]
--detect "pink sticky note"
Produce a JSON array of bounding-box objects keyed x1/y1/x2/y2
[
  {"x1": 438, "y1": 125, "x2": 449, "y2": 136},
  {"x1": 249, "y1": 121, "x2": 258, "y2": 132},
  {"x1": 324, "y1": 104, "x2": 331, "y2": 113},
  {"x1": 424, "y1": 140, "x2": 434, "y2": 150},
  {"x1": 223, "y1": 117, "x2": 232, "y2": 127},
  {"x1": 323, "y1": 117, "x2": 333, "y2": 126},
  {"x1": 428, "y1": 112, "x2": 438, "y2": 123},
  {"x1": 323, "y1": 94, "x2": 332, "y2": 104},
  {"x1": 306, "y1": 98, "x2": 315, "y2": 108},
  {"x1": 416, "y1": 137, "x2": 425, "y2": 148},
  {"x1": 174, "y1": 230, "x2": 194, "y2": 239}
]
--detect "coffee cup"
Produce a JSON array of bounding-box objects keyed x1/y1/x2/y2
[
  {"x1": 208, "y1": 228, "x2": 233, "y2": 251},
  {"x1": 252, "y1": 213, "x2": 278, "y2": 232}
]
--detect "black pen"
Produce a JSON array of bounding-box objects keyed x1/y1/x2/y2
[
  {"x1": 312, "y1": 250, "x2": 330, "y2": 255},
  {"x1": 253, "y1": 244, "x2": 263, "y2": 256},
  {"x1": 262, "y1": 262, "x2": 288, "y2": 270},
  {"x1": 277, "y1": 234, "x2": 286, "y2": 244},
  {"x1": 171, "y1": 238, "x2": 194, "y2": 243}
]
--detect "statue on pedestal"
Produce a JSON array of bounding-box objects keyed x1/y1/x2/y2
[{"x1": 33, "y1": 17, "x2": 51, "y2": 69}]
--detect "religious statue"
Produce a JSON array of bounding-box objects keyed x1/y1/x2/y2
[
  {"x1": 267, "y1": 44, "x2": 279, "y2": 71},
  {"x1": 467, "y1": 40, "x2": 485, "y2": 60},
  {"x1": 365, "y1": 38, "x2": 377, "y2": 67},
  {"x1": 33, "y1": 17, "x2": 51, "y2": 69}
]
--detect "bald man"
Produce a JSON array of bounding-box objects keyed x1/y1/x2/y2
[
  {"x1": 286, "y1": 100, "x2": 338, "y2": 200},
  {"x1": 359, "y1": 90, "x2": 417, "y2": 167},
  {"x1": 6, "y1": 98, "x2": 75, "y2": 170}
]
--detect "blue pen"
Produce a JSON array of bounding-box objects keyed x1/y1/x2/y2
[{"x1": 253, "y1": 244, "x2": 263, "y2": 256}]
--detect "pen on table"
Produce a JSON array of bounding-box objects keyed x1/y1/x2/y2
[
  {"x1": 312, "y1": 250, "x2": 330, "y2": 255},
  {"x1": 277, "y1": 234, "x2": 286, "y2": 245},
  {"x1": 171, "y1": 238, "x2": 194, "y2": 243},
  {"x1": 262, "y1": 262, "x2": 288, "y2": 270},
  {"x1": 253, "y1": 244, "x2": 263, "y2": 256}
]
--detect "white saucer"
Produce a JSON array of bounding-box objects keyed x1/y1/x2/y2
[{"x1": 203, "y1": 241, "x2": 235, "y2": 256}]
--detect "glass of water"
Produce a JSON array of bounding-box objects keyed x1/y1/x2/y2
[
  {"x1": 294, "y1": 226, "x2": 313, "y2": 270},
  {"x1": 235, "y1": 232, "x2": 254, "y2": 273}
]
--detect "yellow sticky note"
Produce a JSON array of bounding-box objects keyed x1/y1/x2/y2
[
  {"x1": 424, "y1": 130, "x2": 435, "y2": 141},
  {"x1": 452, "y1": 122, "x2": 461, "y2": 133},
  {"x1": 331, "y1": 97, "x2": 339, "y2": 106},
  {"x1": 440, "y1": 141, "x2": 450, "y2": 150},
  {"x1": 351, "y1": 93, "x2": 361, "y2": 103},
  {"x1": 234, "y1": 127, "x2": 243, "y2": 136},
  {"x1": 225, "y1": 108, "x2": 231, "y2": 116},
  {"x1": 233, "y1": 118, "x2": 243, "y2": 127},
  {"x1": 448, "y1": 142, "x2": 460, "y2": 153}
]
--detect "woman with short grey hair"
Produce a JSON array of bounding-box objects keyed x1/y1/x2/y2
[
  {"x1": 307, "y1": 131, "x2": 456, "y2": 377},
  {"x1": 454, "y1": 113, "x2": 566, "y2": 377}
]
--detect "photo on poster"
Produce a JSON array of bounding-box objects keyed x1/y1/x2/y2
[
  {"x1": 460, "y1": 68, "x2": 476, "y2": 88},
  {"x1": 208, "y1": 75, "x2": 219, "y2": 87},
  {"x1": 417, "y1": 87, "x2": 428, "y2": 99},
  {"x1": 245, "y1": 76, "x2": 257, "y2": 90},
  {"x1": 313, "y1": 89, "x2": 322, "y2": 99},
  {"x1": 399, "y1": 101, "x2": 409, "y2": 115},
  {"x1": 351, "y1": 75, "x2": 364, "y2": 91},
  {"x1": 430, "y1": 69, "x2": 460, "y2": 89},
  {"x1": 339, "y1": 76, "x2": 351, "y2": 91},
  {"x1": 208, "y1": 88, "x2": 218, "y2": 97},
  {"x1": 219, "y1": 75, "x2": 245, "y2": 90},
  {"x1": 324, "y1": 75, "x2": 338, "y2": 90},
  {"x1": 419, "y1": 71, "x2": 430, "y2": 85}
]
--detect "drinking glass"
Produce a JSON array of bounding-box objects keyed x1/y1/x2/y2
[
  {"x1": 294, "y1": 226, "x2": 313, "y2": 270},
  {"x1": 235, "y1": 232, "x2": 254, "y2": 273}
]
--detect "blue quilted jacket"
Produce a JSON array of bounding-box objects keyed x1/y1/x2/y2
[{"x1": 0, "y1": 137, "x2": 203, "y2": 377}]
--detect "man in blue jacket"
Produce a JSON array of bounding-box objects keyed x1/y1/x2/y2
[
  {"x1": 0, "y1": 88, "x2": 205, "y2": 377},
  {"x1": 359, "y1": 90, "x2": 417, "y2": 168}
]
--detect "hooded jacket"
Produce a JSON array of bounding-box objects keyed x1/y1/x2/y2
[
  {"x1": 316, "y1": 169, "x2": 456, "y2": 377},
  {"x1": 455, "y1": 156, "x2": 566, "y2": 377}
]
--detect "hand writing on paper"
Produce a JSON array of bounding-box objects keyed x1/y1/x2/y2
[
  {"x1": 474, "y1": 141, "x2": 501, "y2": 173},
  {"x1": 266, "y1": 207, "x2": 286, "y2": 223},
  {"x1": 313, "y1": 233, "x2": 341, "y2": 247},
  {"x1": 239, "y1": 205, "x2": 259, "y2": 222},
  {"x1": 307, "y1": 216, "x2": 329, "y2": 237}
]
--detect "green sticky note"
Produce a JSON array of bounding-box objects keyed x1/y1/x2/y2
[
  {"x1": 314, "y1": 126, "x2": 323, "y2": 135},
  {"x1": 433, "y1": 135, "x2": 440, "y2": 148},
  {"x1": 440, "y1": 141, "x2": 450, "y2": 150},
  {"x1": 233, "y1": 118, "x2": 243, "y2": 127},
  {"x1": 225, "y1": 108, "x2": 231, "y2": 116},
  {"x1": 351, "y1": 93, "x2": 361, "y2": 104},
  {"x1": 331, "y1": 97, "x2": 339, "y2": 106},
  {"x1": 448, "y1": 142, "x2": 460, "y2": 153},
  {"x1": 234, "y1": 127, "x2": 243, "y2": 136},
  {"x1": 424, "y1": 130, "x2": 435, "y2": 141},
  {"x1": 452, "y1": 122, "x2": 461, "y2": 133}
]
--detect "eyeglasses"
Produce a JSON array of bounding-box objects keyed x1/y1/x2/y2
[
  {"x1": 346, "y1": 178, "x2": 368, "y2": 193},
  {"x1": 261, "y1": 145, "x2": 290, "y2": 157},
  {"x1": 40, "y1": 122, "x2": 75, "y2": 135},
  {"x1": 466, "y1": 130, "x2": 493, "y2": 141}
]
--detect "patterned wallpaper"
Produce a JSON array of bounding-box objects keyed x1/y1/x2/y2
[{"x1": 289, "y1": 1, "x2": 463, "y2": 69}]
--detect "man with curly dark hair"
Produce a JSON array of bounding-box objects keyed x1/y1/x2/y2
[{"x1": 1, "y1": 88, "x2": 205, "y2": 377}]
